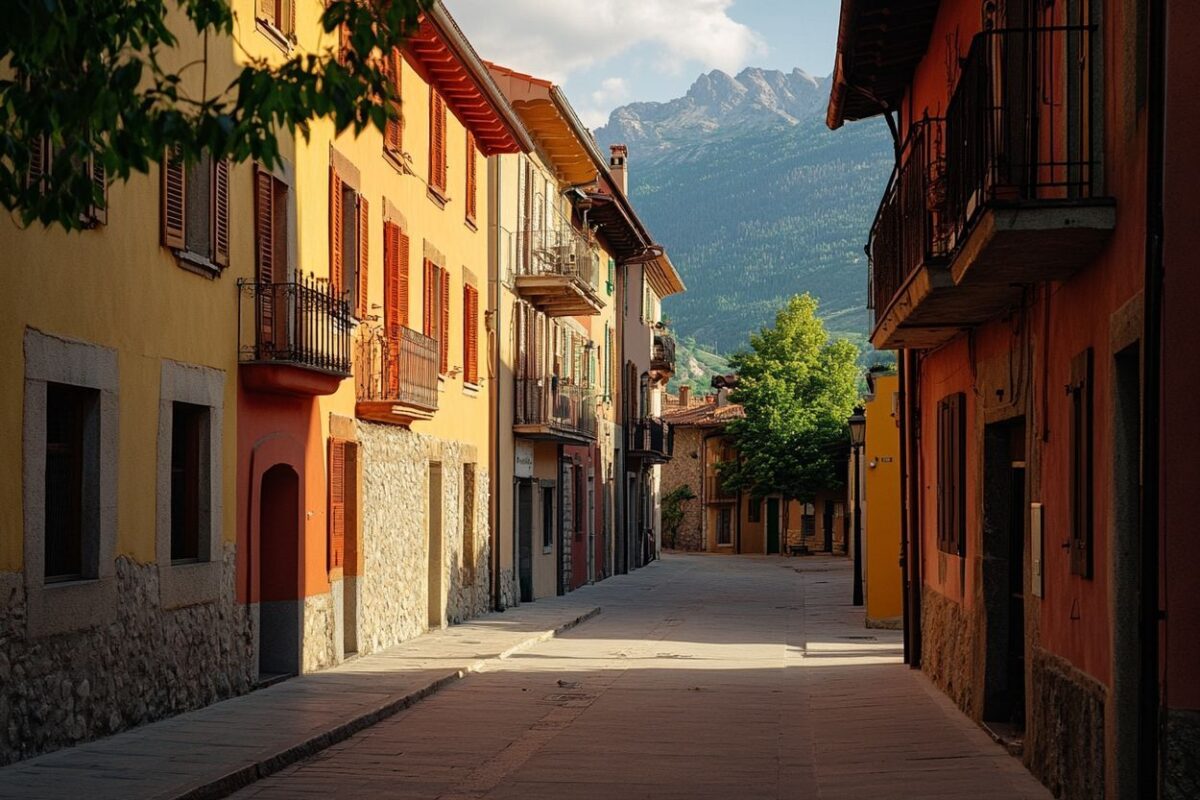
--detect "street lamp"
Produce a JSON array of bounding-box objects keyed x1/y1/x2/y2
[{"x1": 848, "y1": 407, "x2": 866, "y2": 607}]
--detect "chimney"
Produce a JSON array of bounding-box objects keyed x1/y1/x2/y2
[
  {"x1": 679, "y1": 386, "x2": 691, "y2": 407},
  {"x1": 609, "y1": 144, "x2": 629, "y2": 195}
]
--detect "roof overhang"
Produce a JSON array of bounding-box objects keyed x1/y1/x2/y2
[
  {"x1": 405, "y1": 3, "x2": 534, "y2": 155},
  {"x1": 487, "y1": 63, "x2": 603, "y2": 185},
  {"x1": 826, "y1": 0, "x2": 942, "y2": 129}
]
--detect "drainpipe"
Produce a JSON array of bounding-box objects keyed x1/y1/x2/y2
[
  {"x1": 906, "y1": 350, "x2": 923, "y2": 669},
  {"x1": 1141, "y1": 0, "x2": 1166, "y2": 790},
  {"x1": 898, "y1": 351, "x2": 911, "y2": 664},
  {"x1": 488, "y1": 156, "x2": 502, "y2": 611}
]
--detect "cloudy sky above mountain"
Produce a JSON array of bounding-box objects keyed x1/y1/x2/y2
[{"x1": 445, "y1": 0, "x2": 840, "y2": 128}]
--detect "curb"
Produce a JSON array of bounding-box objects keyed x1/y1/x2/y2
[{"x1": 172, "y1": 606, "x2": 601, "y2": 800}]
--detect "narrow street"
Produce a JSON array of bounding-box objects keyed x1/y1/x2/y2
[{"x1": 232, "y1": 555, "x2": 1049, "y2": 800}]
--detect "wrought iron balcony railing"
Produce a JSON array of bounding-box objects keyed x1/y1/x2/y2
[
  {"x1": 237, "y1": 276, "x2": 353, "y2": 376},
  {"x1": 355, "y1": 325, "x2": 439, "y2": 412},
  {"x1": 628, "y1": 417, "x2": 673, "y2": 460},
  {"x1": 514, "y1": 378, "x2": 597, "y2": 440},
  {"x1": 652, "y1": 333, "x2": 677, "y2": 374}
]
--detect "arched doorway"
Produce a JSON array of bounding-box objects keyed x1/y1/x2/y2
[{"x1": 259, "y1": 463, "x2": 300, "y2": 679}]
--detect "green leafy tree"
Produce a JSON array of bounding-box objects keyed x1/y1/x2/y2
[
  {"x1": 719, "y1": 294, "x2": 859, "y2": 524},
  {"x1": 2, "y1": 0, "x2": 431, "y2": 230},
  {"x1": 661, "y1": 485, "x2": 696, "y2": 549}
]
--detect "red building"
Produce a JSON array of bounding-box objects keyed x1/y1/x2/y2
[{"x1": 828, "y1": 1, "x2": 1198, "y2": 797}]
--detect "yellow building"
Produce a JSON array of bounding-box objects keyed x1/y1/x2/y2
[{"x1": 861, "y1": 371, "x2": 902, "y2": 628}]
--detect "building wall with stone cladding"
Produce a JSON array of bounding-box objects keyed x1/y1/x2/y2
[
  {"x1": 1026, "y1": 648, "x2": 1106, "y2": 800},
  {"x1": 659, "y1": 426, "x2": 704, "y2": 550},
  {"x1": 356, "y1": 422, "x2": 491, "y2": 656},
  {"x1": 0, "y1": 545, "x2": 253, "y2": 766}
]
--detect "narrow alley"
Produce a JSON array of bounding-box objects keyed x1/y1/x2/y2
[{"x1": 230, "y1": 554, "x2": 1047, "y2": 800}]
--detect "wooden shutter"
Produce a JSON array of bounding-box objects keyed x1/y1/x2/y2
[
  {"x1": 1069, "y1": 348, "x2": 1094, "y2": 577},
  {"x1": 463, "y1": 285, "x2": 479, "y2": 385},
  {"x1": 937, "y1": 393, "x2": 966, "y2": 555},
  {"x1": 213, "y1": 158, "x2": 230, "y2": 267},
  {"x1": 329, "y1": 166, "x2": 344, "y2": 296},
  {"x1": 254, "y1": 167, "x2": 276, "y2": 345},
  {"x1": 465, "y1": 133, "x2": 477, "y2": 222},
  {"x1": 87, "y1": 154, "x2": 108, "y2": 226},
  {"x1": 439, "y1": 268, "x2": 450, "y2": 374},
  {"x1": 356, "y1": 195, "x2": 369, "y2": 319},
  {"x1": 385, "y1": 51, "x2": 404, "y2": 155},
  {"x1": 27, "y1": 134, "x2": 45, "y2": 191},
  {"x1": 257, "y1": 0, "x2": 274, "y2": 24},
  {"x1": 162, "y1": 146, "x2": 186, "y2": 248},
  {"x1": 422, "y1": 259, "x2": 434, "y2": 337},
  {"x1": 430, "y1": 91, "x2": 446, "y2": 192},
  {"x1": 287, "y1": 0, "x2": 295, "y2": 36},
  {"x1": 328, "y1": 438, "x2": 346, "y2": 571}
]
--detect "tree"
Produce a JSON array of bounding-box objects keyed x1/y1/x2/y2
[
  {"x1": 661, "y1": 485, "x2": 696, "y2": 550},
  {"x1": 719, "y1": 294, "x2": 859, "y2": 526},
  {"x1": 1, "y1": 0, "x2": 431, "y2": 230}
]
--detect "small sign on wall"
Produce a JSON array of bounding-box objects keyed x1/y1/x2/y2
[
  {"x1": 515, "y1": 443, "x2": 534, "y2": 479},
  {"x1": 1031, "y1": 502, "x2": 1044, "y2": 598}
]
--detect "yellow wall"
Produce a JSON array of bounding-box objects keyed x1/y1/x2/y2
[{"x1": 863, "y1": 373, "x2": 903, "y2": 625}]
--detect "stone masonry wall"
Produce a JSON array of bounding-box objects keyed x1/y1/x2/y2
[
  {"x1": 1026, "y1": 647, "x2": 1106, "y2": 800},
  {"x1": 356, "y1": 422, "x2": 491, "y2": 656},
  {"x1": 1165, "y1": 708, "x2": 1200, "y2": 800},
  {"x1": 0, "y1": 545, "x2": 253, "y2": 766},
  {"x1": 302, "y1": 591, "x2": 337, "y2": 673},
  {"x1": 660, "y1": 427, "x2": 703, "y2": 550},
  {"x1": 921, "y1": 585, "x2": 982, "y2": 719}
]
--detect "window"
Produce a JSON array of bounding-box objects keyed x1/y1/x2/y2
[
  {"x1": 170, "y1": 402, "x2": 208, "y2": 563},
  {"x1": 937, "y1": 392, "x2": 966, "y2": 556},
  {"x1": 45, "y1": 383, "x2": 100, "y2": 582},
  {"x1": 328, "y1": 438, "x2": 358, "y2": 572},
  {"x1": 162, "y1": 148, "x2": 230, "y2": 268},
  {"x1": 748, "y1": 499, "x2": 761, "y2": 523},
  {"x1": 383, "y1": 219, "x2": 411, "y2": 394},
  {"x1": 542, "y1": 486, "x2": 554, "y2": 551},
  {"x1": 463, "y1": 463, "x2": 477, "y2": 584},
  {"x1": 607, "y1": 259, "x2": 615, "y2": 296},
  {"x1": 330, "y1": 166, "x2": 369, "y2": 318},
  {"x1": 254, "y1": 166, "x2": 290, "y2": 346},
  {"x1": 256, "y1": 0, "x2": 294, "y2": 40},
  {"x1": 465, "y1": 132, "x2": 478, "y2": 225},
  {"x1": 26, "y1": 135, "x2": 109, "y2": 226},
  {"x1": 429, "y1": 90, "x2": 448, "y2": 196},
  {"x1": 384, "y1": 50, "x2": 404, "y2": 159},
  {"x1": 423, "y1": 259, "x2": 450, "y2": 375},
  {"x1": 1069, "y1": 347, "x2": 1094, "y2": 577},
  {"x1": 463, "y1": 283, "x2": 479, "y2": 385},
  {"x1": 717, "y1": 508, "x2": 733, "y2": 546}
]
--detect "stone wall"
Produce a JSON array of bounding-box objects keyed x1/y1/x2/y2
[
  {"x1": 1165, "y1": 708, "x2": 1200, "y2": 800},
  {"x1": 0, "y1": 545, "x2": 253, "y2": 766},
  {"x1": 356, "y1": 422, "x2": 491, "y2": 655},
  {"x1": 302, "y1": 591, "x2": 337, "y2": 673},
  {"x1": 1026, "y1": 647, "x2": 1106, "y2": 800},
  {"x1": 921, "y1": 585, "x2": 982, "y2": 718},
  {"x1": 660, "y1": 426, "x2": 703, "y2": 550}
]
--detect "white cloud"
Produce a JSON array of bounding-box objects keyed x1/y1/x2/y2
[
  {"x1": 446, "y1": 0, "x2": 767, "y2": 91},
  {"x1": 591, "y1": 77, "x2": 631, "y2": 108}
]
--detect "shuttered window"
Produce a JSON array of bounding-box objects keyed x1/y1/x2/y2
[
  {"x1": 254, "y1": 166, "x2": 289, "y2": 346},
  {"x1": 440, "y1": 267, "x2": 451, "y2": 375},
  {"x1": 463, "y1": 284, "x2": 479, "y2": 385},
  {"x1": 936, "y1": 393, "x2": 966, "y2": 556},
  {"x1": 329, "y1": 167, "x2": 368, "y2": 316},
  {"x1": 1069, "y1": 348, "x2": 1094, "y2": 578},
  {"x1": 162, "y1": 149, "x2": 229, "y2": 267},
  {"x1": 256, "y1": 0, "x2": 294, "y2": 37},
  {"x1": 355, "y1": 195, "x2": 369, "y2": 319},
  {"x1": 465, "y1": 132, "x2": 477, "y2": 224},
  {"x1": 383, "y1": 220, "x2": 410, "y2": 396},
  {"x1": 385, "y1": 50, "x2": 404, "y2": 158},
  {"x1": 429, "y1": 90, "x2": 447, "y2": 195},
  {"x1": 25, "y1": 136, "x2": 109, "y2": 226},
  {"x1": 328, "y1": 438, "x2": 356, "y2": 572},
  {"x1": 329, "y1": 167, "x2": 345, "y2": 296},
  {"x1": 423, "y1": 260, "x2": 449, "y2": 376}
]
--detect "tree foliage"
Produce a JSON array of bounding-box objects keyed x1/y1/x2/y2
[
  {"x1": 720, "y1": 294, "x2": 859, "y2": 504},
  {"x1": 1, "y1": 0, "x2": 431, "y2": 230},
  {"x1": 661, "y1": 484, "x2": 696, "y2": 549}
]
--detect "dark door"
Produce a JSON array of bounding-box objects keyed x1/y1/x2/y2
[
  {"x1": 517, "y1": 480, "x2": 533, "y2": 603},
  {"x1": 766, "y1": 498, "x2": 781, "y2": 554},
  {"x1": 259, "y1": 464, "x2": 300, "y2": 679},
  {"x1": 823, "y1": 502, "x2": 834, "y2": 552}
]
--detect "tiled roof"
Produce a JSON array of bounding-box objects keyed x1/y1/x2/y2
[{"x1": 662, "y1": 401, "x2": 744, "y2": 428}]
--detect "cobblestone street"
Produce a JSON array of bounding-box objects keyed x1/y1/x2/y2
[{"x1": 231, "y1": 554, "x2": 1049, "y2": 800}]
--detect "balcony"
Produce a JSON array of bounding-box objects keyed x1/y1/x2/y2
[
  {"x1": 705, "y1": 474, "x2": 736, "y2": 504},
  {"x1": 509, "y1": 226, "x2": 605, "y2": 317},
  {"x1": 355, "y1": 325, "x2": 440, "y2": 427},
  {"x1": 514, "y1": 378, "x2": 597, "y2": 444},
  {"x1": 651, "y1": 334, "x2": 676, "y2": 377},
  {"x1": 627, "y1": 417, "x2": 673, "y2": 465},
  {"x1": 238, "y1": 277, "x2": 352, "y2": 396},
  {"x1": 868, "y1": 24, "x2": 1115, "y2": 351}
]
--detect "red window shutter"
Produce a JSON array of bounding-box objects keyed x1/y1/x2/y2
[
  {"x1": 1070, "y1": 348, "x2": 1094, "y2": 577},
  {"x1": 422, "y1": 259, "x2": 434, "y2": 337},
  {"x1": 328, "y1": 438, "x2": 346, "y2": 571},
  {"x1": 287, "y1": 0, "x2": 295, "y2": 36},
  {"x1": 384, "y1": 222, "x2": 400, "y2": 397},
  {"x1": 463, "y1": 285, "x2": 479, "y2": 385},
  {"x1": 257, "y1": 0, "x2": 274, "y2": 24},
  {"x1": 430, "y1": 91, "x2": 446, "y2": 192},
  {"x1": 385, "y1": 51, "x2": 404, "y2": 155},
  {"x1": 465, "y1": 133, "x2": 477, "y2": 222},
  {"x1": 254, "y1": 167, "x2": 276, "y2": 345},
  {"x1": 396, "y1": 228, "x2": 410, "y2": 328},
  {"x1": 87, "y1": 154, "x2": 108, "y2": 226},
  {"x1": 213, "y1": 158, "x2": 230, "y2": 267},
  {"x1": 329, "y1": 167, "x2": 344, "y2": 297},
  {"x1": 439, "y1": 268, "x2": 450, "y2": 374},
  {"x1": 162, "y1": 146, "x2": 186, "y2": 249},
  {"x1": 356, "y1": 195, "x2": 369, "y2": 319}
]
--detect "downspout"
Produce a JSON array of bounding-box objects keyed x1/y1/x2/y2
[
  {"x1": 488, "y1": 155, "x2": 502, "y2": 611},
  {"x1": 1141, "y1": 0, "x2": 1166, "y2": 789},
  {"x1": 907, "y1": 350, "x2": 923, "y2": 669},
  {"x1": 898, "y1": 351, "x2": 911, "y2": 665}
]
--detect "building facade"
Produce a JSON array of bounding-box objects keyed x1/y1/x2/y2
[
  {"x1": 828, "y1": 0, "x2": 1199, "y2": 796},
  {"x1": 861, "y1": 371, "x2": 902, "y2": 629}
]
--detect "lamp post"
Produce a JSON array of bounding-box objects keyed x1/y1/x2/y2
[{"x1": 848, "y1": 406, "x2": 866, "y2": 607}]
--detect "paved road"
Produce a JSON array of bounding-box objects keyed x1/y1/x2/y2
[{"x1": 232, "y1": 554, "x2": 1050, "y2": 800}]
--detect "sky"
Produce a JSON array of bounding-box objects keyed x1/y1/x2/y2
[{"x1": 445, "y1": 0, "x2": 841, "y2": 129}]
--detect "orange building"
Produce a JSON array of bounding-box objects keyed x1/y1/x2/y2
[{"x1": 828, "y1": 0, "x2": 1200, "y2": 796}]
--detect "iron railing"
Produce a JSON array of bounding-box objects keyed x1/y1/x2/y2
[
  {"x1": 628, "y1": 417, "x2": 673, "y2": 459},
  {"x1": 515, "y1": 377, "x2": 597, "y2": 439},
  {"x1": 506, "y1": 226, "x2": 601, "y2": 290},
  {"x1": 944, "y1": 24, "x2": 1097, "y2": 250},
  {"x1": 652, "y1": 334, "x2": 676, "y2": 373},
  {"x1": 867, "y1": 118, "x2": 947, "y2": 318},
  {"x1": 355, "y1": 325, "x2": 439, "y2": 411},
  {"x1": 237, "y1": 276, "x2": 352, "y2": 375}
]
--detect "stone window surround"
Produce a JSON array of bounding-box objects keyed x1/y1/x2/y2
[
  {"x1": 22, "y1": 328, "x2": 119, "y2": 638},
  {"x1": 156, "y1": 359, "x2": 226, "y2": 610}
]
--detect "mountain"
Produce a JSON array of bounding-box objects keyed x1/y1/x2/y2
[{"x1": 594, "y1": 67, "x2": 893, "y2": 387}]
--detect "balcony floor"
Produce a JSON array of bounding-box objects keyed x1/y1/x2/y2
[
  {"x1": 357, "y1": 399, "x2": 437, "y2": 428},
  {"x1": 240, "y1": 362, "x2": 348, "y2": 397},
  {"x1": 513, "y1": 423, "x2": 596, "y2": 446},
  {"x1": 514, "y1": 274, "x2": 605, "y2": 317}
]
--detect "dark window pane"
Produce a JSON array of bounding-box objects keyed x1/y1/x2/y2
[
  {"x1": 45, "y1": 383, "x2": 95, "y2": 581},
  {"x1": 171, "y1": 402, "x2": 206, "y2": 562},
  {"x1": 185, "y1": 153, "x2": 213, "y2": 257}
]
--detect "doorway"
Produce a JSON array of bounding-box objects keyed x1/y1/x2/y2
[
  {"x1": 982, "y1": 418, "x2": 1027, "y2": 731},
  {"x1": 823, "y1": 501, "x2": 835, "y2": 552},
  {"x1": 517, "y1": 479, "x2": 534, "y2": 603},
  {"x1": 259, "y1": 464, "x2": 300, "y2": 679},
  {"x1": 766, "y1": 498, "x2": 781, "y2": 554},
  {"x1": 427, "y1": 462, "x2": 444, "y2": 629}
]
